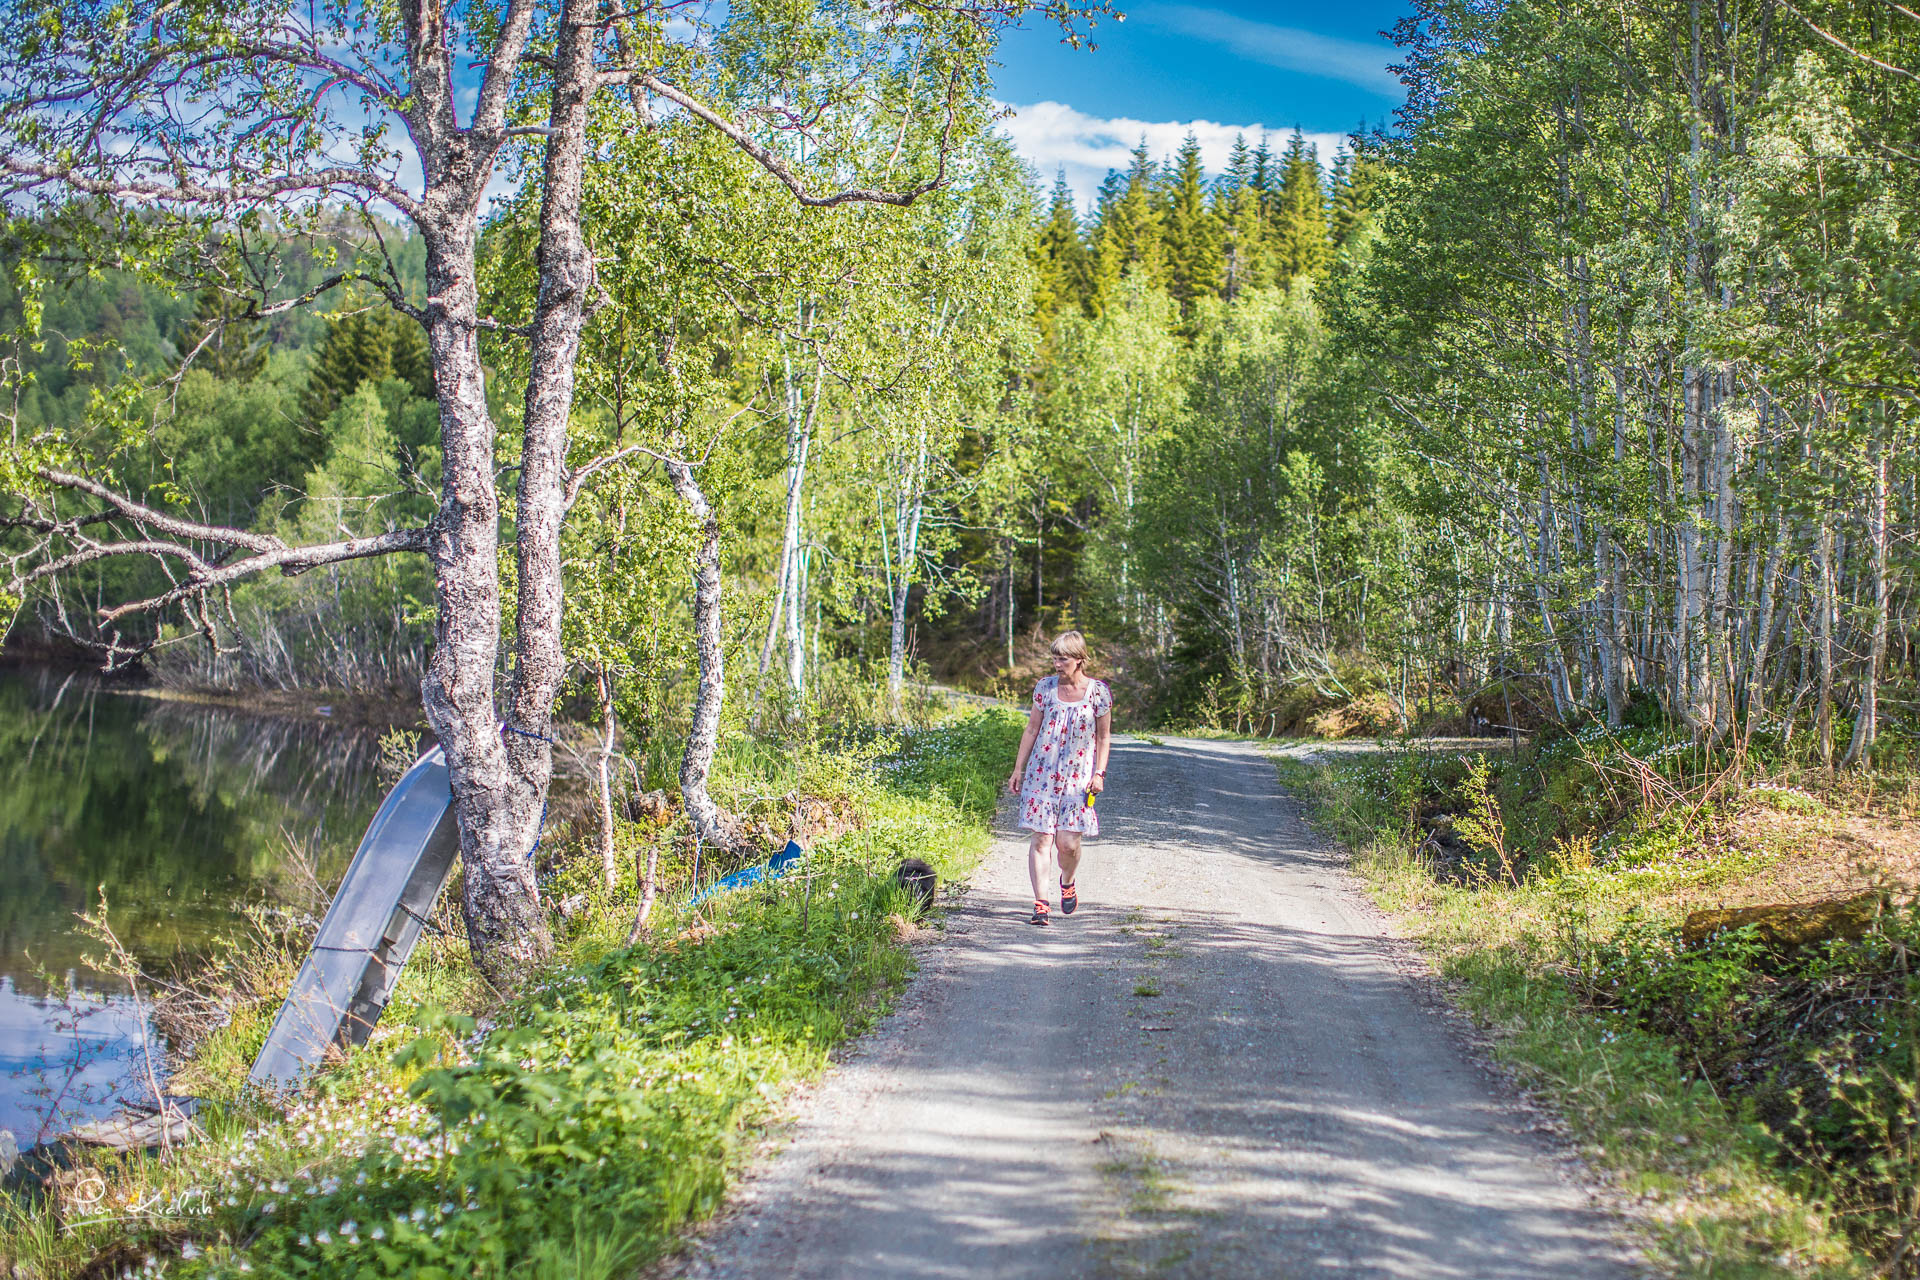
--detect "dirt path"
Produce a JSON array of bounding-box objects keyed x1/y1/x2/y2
[{"x1": 674, "y1": 735, "x2": 1637, "y2": 1279}]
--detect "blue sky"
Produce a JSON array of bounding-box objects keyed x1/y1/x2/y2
[{"x1": 991, "y1": 1, "x2": 1411, "y2": 207}]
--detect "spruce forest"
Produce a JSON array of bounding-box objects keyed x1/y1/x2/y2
[{"x1": 3, "y1": 0, "x2": 1920, "y2": 1275}]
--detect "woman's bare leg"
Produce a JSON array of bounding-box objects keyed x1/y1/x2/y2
[
  {"x1": 1055, "y1": 832, "x2": 1083, "y2": 889},
  {"x1": 1027, "y1": 832, "x2": 1056, "y2": 901}
]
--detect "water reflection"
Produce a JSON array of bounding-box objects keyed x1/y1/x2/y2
[
  {"x1": 0, "y1": 977, "x2": 159, "y2": 1144},
  {"x1": 0, "y1": 667, "x2": 384, "y2": 1142}
]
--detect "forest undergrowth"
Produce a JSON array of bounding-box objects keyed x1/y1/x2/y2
[
  {"x1": 0, "y1": 706, "x2": 1025, "y2": 1280},
  {"x1": 1280, "y1": 726, "x2": 1920, "y2": 1279}
]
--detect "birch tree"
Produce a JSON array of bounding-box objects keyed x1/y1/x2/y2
[{"x1": 0, "y1": 0, "x2": 1103, "y2": 979}]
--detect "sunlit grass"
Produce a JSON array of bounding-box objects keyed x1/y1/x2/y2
[
  {"x1": 1275, "y1": 750, "x2": 1873, "y2": 1280},
  {"x1": 1, "y1": 709, "x2": 1024, "y2": 1279}
]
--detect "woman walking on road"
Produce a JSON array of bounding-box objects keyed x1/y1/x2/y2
[{"x1": 1005, "y1": 630, "x2": 1112, "y2": 925}]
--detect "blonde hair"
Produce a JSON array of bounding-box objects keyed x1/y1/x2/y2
[{"x1": 1049, "y1": 630, "x2": 1089, "y2": 663}]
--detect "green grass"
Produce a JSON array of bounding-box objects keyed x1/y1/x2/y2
[
  {"x1": 1, "y1": 709, "x2": 1026, "y2": 1280},
  {"x1": 1274, "y1": 750, "x2": 1875, "y2": 1280}
]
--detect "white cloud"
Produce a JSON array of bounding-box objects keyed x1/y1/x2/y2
[
  {"x1": 997, "y1": 100, "x2": 1349, "y2": 210},
  {"x1": 1141, "y1": 5, "x2": 1401, "y2": 98}
]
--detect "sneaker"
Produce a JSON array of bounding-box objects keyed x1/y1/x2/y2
[
  {"x1": 1060, "y1": 881, "x2": 1078, "y2": 915},
  {"x1": 1030, "y1": 899, "x2": 1050, "y2": 926}
]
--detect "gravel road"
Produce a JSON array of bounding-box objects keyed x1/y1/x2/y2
[{"x1": 674, "y1": 734, "x2": 1638, "y2": 1279}]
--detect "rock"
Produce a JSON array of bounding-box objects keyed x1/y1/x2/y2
[
  {"x1": 628, "y1": 789, "x2": 674, "y2": 826},
  {"x1": 1682, "y1": 891, "x2": 1887, "y2": 951}
]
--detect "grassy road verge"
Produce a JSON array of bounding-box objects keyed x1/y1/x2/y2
[
  {"x1": 1277, "y1": 740, "x2": 1917, "y2": 1280},
  {"x1": 1, "y1": 709, "x2": 1025, "y2": 1280}
]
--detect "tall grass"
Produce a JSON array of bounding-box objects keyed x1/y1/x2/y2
[{"x1": 151, "y1": 598, "x2": 430, "y2": 697}]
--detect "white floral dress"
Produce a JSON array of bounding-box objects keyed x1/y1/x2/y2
[{"x1": 1018, "y1": 675, "x2": 1113, "y2": 835}]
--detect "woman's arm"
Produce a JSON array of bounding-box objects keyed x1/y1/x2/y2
[
  {"x1": 1006, "y1": 704, "x2": 1045, "y2": 794},
  {"x1": 1090, "y1": 713, "x2": 1112, "y2": 793}
]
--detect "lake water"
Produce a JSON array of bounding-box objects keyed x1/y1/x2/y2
[{"x1": 0, "y1": 667, "x2": 383, "y2": 1146}]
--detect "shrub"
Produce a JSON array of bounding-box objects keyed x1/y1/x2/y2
[{"x1": 1580, "y1": 905, "x2": 1920, "y2": 1268}]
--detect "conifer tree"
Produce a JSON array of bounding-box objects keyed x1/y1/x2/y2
[
  {"x1": 1221, "y1": 134, "x2": 1254, "y2": 196},
  {"x1": 1328, "y1": 139, "x2": 1385, "y2": 248},
  {"x1": 1032, "y1": 169, "x2": 1094, "y2": 319},
  {"x1": 1161, "y1": 133, "x2": 1224, "y2": 311},
  {"x1": 172, "y1": 289, "x2": 268, "y2": 382},
  {"x1": 1217, "y1": 134, "x2": 1270, "y2": 300},
  {"x1": 301, "y1": 305, "x2": 436, "y2": 427},
  {"x1": 386, "y1": 314, "x2": 435, "y2": 402},
  {"x1": 1269, "y1": 128, "x2": 1332, "y2": 286},
  {"x1": 1251, "y1": 134, "x2": 1276, "y2": 219},
  {"x1": 1092, "y1": 139, "x2": 1166, "y2": 305}
]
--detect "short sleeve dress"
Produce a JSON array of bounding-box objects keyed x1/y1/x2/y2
[{"x1": 1018, "y1": 675, "x2": 1113, "y2": 836}]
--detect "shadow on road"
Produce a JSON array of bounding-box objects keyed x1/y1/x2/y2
[{"x1": 683, "y1": 734, "x2": 1630, "y2": 1280}]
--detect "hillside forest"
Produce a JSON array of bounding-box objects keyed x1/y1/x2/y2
[
  {"x1": 4, "y1": 1, "x2": 1920, "y2": 1275},
  {"x1": 3, "y1": 1, "x2": 1918, "y2": 944}
]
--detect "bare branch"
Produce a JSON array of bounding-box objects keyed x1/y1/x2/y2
[
  {"x1": 9, "y1": 469, "x2": 429, "y2": 627},
  {"x1": 37, "y1": 469, "x2": 287, "y2": 554},
  {"x1": 627, "y1": 71, "x2": 960, "y2": 208},
  {"x1": 15, "y1": 538, "x2": 217, "y2": 590},
  {"x1": 0, "y1": 158, "x2": 426, "y2": 222},
  {"x1": 88, "y1": 526, "x2": 430, "y2": 624}
]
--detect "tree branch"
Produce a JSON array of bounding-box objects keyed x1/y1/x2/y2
[
  {"x1": 9, "y1": 470, "x2": 431, "y2": 627},
  {"x1": 90, "y1": 525, "x2": 429, "y2": 624},
  {"x1": 0, "y1": 158, "x2": 425, "y2": 221},
  {"x1": 563, "y1": 443, "x2": 677, "y2": 508},
  {"x1": 234, "y1": 36, "x2": 407, "y2": 111},
  {"x1": 15, "y1": 538, "x2": 217, "y2": 590},
  {"x1": 474, "y1": 0, "x2": 541, "y2": 130},
  {"x1": 1779, "y1": 0, "x2": 1920, "y2": 81},
  {"x1": 36, "y1": 469, "x2": 287, "y2": 554},
  {"x1": 627, "y1": 71, "x2": 961, "y2": 208}
]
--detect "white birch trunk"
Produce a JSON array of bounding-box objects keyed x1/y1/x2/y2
[
  {"x1": 1817, "y1": 518, "x2": 1837, "y2": 766},
  {"x1": 595, "y1": 668, "x2": 619, "y2": 891},
  {"x1": 668, "y1": 457, "x2": 730, "y2": 848},
  {"x1": 887, "y1": 431, "x2": 929, "y2": 709},
  {"x1": 1843, "y1": 416, "x2": 1890, "y2": 768}
]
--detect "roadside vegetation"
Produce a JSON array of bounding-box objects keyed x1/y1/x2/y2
[
  {"x1": 1279, "y1": 724, "x2": 1920, "y2": 1279},
  {"x1": 0, "y1": 708, "x2": 1023, "y2": 1280},
  {"x1": 4, "y1": 1, "x2": 1920, "y2": 1276}
]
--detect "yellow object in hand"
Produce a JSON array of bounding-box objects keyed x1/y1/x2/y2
[{"x1": 1085, "y1": 789, "x2": 1097, "y2": 809}]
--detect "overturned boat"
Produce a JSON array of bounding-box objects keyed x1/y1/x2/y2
[{"x1": 248, "y1": 747, "x2": 459, "y2": 1091}]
